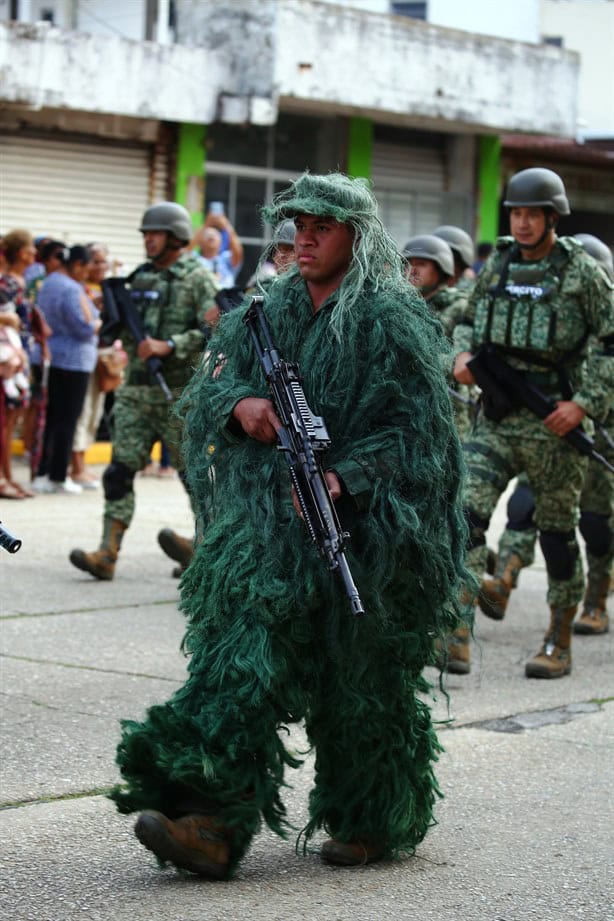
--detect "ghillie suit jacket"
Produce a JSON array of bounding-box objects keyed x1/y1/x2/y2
[{"x1": 112, "y1": 267, "x2": 470, "y2": 867}]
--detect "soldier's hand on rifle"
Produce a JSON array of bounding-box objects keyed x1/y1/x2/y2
[
  {"x1": 543, "y1": 400, "x2": 586, "y2": 437},
  {"x1": 232, "y1": 397, "x2": 281, "y2": 443},
  {"x1": 137, "y1": 337, "x2": 175, "y2": 361},
  {"x1": 453, "y1": 351, "x2": 476, "y2": 385}
]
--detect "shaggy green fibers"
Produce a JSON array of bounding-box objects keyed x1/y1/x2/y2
[{"x1": 111, "y1": 173, "x2": 470, "y2": 877}]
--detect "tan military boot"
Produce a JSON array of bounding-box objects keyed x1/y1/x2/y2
[
  {"x1": 69, "y1": 518, "x2": 127, "y2": 581},
  {"x1": 478, "y1": 552, "x2": 524, "y2": 621},
  {"x1": 525, "y1": 605, "x2": 577, "y2": 679},
  {"x1": 573, "y1": 574, "x2": 610, "y2": 635},
  {"x1": 433, "y1": 624, "x2": 471, "y2": 674},
  {"x1": 134, "y1": 810, "x2": 230, "y2": 878},
  {"x1": 157, "y1": 528, "x2": 194, "y2": 573}
]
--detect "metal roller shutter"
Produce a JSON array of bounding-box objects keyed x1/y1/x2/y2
[
  {"x1": 0, "y1": 135, "x2": 160, "y2": 273},
  {"x1": 371, "y1": 140, "x2": 446, "y2": 248}
]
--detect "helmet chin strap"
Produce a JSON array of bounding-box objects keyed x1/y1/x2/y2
[
  {"x1": 517, "y1": 210, "x2": 558, "y2": 251},
  {"x1": 153, "y1": 234, "x2": 182, "y2": 266}
]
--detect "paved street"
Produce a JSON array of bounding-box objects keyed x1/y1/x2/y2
[{"x1": 1, "y1": 460, "x2": 612, "y2": 921}]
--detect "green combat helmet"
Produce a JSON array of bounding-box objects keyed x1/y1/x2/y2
[
  {"x1": 140, "y1": 202, "x2": 193, "y2": 244},
  {"x1": 273, "y1": 219, "x2": 296, "y2": 246},
  {"x1": 402, "y1": 234, "x2": 455, "y2": 277},
  {"x1": 433, "y1": 225, "x2": 475, "y2": 269},
  {"x1": 574, "y1": 233, "x2": 614, "y2": 281},
  {"x1": 503, "y1": 167, "x2": 570, "y2": 215}
]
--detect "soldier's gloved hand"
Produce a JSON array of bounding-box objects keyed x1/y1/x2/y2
[
  {"x1": 233, "y1": 397, "x2": 281, "y2": 443},
  {"x1": 453, "y1": 351, "x2": 476, "y2": 385},
  {"x1": 543, "y1": 400, "x2": 586, "y2": 437}
]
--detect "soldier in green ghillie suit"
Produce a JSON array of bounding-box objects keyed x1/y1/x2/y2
[
  {"x1": 110, "y1": 173, "x2": 470, "y2": 879},
  {"x1": 452, "y1": 169, "x2": 614, "y2": 679}
]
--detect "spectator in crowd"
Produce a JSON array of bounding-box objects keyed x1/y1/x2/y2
[
  {"x1": 192, "y1": 207, "x2": 243, "y2": 288},
  {"x1": 24, "y1": 235, "x2": 52, "y2": 286},
  {"x1": 70, "y1": 242, "x2": 111, "y2": 488},
  {"x1": 0, "y1": 229, "x2": 37, "y2": 498},
  {"x1": 33, "y1": 245, "x2": 101, "y2": 495}
]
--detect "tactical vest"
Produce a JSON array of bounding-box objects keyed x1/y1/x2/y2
[{"x1": 474, "y1": 239, "x2": 589, "y2": 369}]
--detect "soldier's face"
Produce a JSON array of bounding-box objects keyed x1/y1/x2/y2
[
  {"x1": 509, "y1": 207, "x2": 548, "y2": 248},
  {"x1": 408, "y1": 258, "x2": 441, "y2": 290},
  {"x1": 142, "y1": 231, "x2": 168, "y2": 260},
  {"x1": 294, "y1": 215, "x2": 354, "y2": 287}
]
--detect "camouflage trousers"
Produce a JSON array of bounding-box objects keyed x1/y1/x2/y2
[
  {"x1": 464, "y1": 410, "x2": 587, "y2": 609},
  {"x1": 103, "y1": 386, "x2": 194, "y2": 529},
  {"x1": 496, "y1": 421, "x2": 614, "y2": 592}
]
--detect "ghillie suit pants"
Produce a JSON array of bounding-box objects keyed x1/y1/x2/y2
[{"x1": 111, "y1": 601, "x2": 443, "y2": 877}]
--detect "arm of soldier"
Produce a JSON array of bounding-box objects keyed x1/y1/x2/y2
[
  {"x1": 564, "y1": 269, "x2": 614, "y2": 426},
  {"x1": 451, "y1": 272, "x2": 484, "y2": 384},
  {"x1": 151, "y1": 269, "x2": 220, "y2": 362}
]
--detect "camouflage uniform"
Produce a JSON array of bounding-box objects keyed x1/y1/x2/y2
[
  {"x1": 106, "y1": 253, "x2": 218, "y2": 527},
  {"x1": 428, "y1": 284, "x2": 476, "y2": 439},
  {"x1": 455, "y1": 236, "x2": 614, "y2": 615}
]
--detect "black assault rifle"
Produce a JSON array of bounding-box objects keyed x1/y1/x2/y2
[
  {"x1": 467, "y1": 345, "x2": 614, "y2": 474},
  {"x1": 243, "y1": 296, "x2": 365, "y2": 617},
  {"x1": 101, "y1": 277, "x2": 173, "y2": 402},
  {"x1": 0, "y1": 521, "x2": 22, "y2": 553}
]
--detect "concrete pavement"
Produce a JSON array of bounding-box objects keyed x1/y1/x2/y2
[{"x1": 1, "y1": 460, "x2": 612, "y2": 921}]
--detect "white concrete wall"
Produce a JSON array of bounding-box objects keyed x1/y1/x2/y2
[
  {"x1": 541, "y1": 0, "x2": 614, "y2": 136},
  {"x1": 275, "y1": 1, "x2": 578, "y2": 135},
  {"x1": 0, "y1": 1, "x2": 580, "y2": 137},
  {"x1": 0, "y1": 21, "x2": 225, "y2": 123}
]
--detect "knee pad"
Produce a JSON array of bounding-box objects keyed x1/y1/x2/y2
[
  {"x1": 579, "y1": 511, "x2": 612, "y2": 558},
  {"x1": 103, "y1": 461, "x2": 136, "y2": 501},
  {"x1": 507, "y1": 483, "x2": 535, "y2": 531},
  {"x1": 539, "y1": 529, "x2": 578, "y2": 581},
  {"x1": 465, "y1": 508, "x2": 490, "y2": 551}
]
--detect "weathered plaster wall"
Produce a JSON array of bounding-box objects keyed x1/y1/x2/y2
[
  {"x1": 0, "y1": 21, "x2": 223, "y2": 123},
  {"x1": 274, "y1": 2, "x2": 579, "y2": 136},
  {"x1": 0, "y1": 1, "x2": 579, "y2": 137}
]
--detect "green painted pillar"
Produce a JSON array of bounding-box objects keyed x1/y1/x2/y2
[
  {"x1": 478, "y1": 135, "x2": 502, "y2": 243},
  {"x1": 175, "y1": 123, "x2": 207, "y2": 230},
  {"x1": 347, "y1": 117, "x2": 373, "y2": 179}
]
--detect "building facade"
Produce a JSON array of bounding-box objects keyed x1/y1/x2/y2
[{"x1": 1, "y1": 0, "x2": 583, "y2": 276}]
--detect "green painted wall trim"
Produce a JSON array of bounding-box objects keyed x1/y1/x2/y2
[
  {"x1": 478, "y1": 135, "x2": 502, "y2": 243},
  {"x1": 347, "y1": 117, "x2": 373, "y2": 179},
  {"x1": 175, "y1": 123, "x2": 207, "y2": 229}
]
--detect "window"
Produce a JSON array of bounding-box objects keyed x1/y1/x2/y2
[{"x1": 391, "y1": 2, "x2": 427, "y2": 20}]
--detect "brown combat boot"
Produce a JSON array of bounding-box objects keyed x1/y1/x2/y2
[
  {"x1": 157, "y1": 528, "x2": 194, "y2": 574},
  {"x1": 433, "y1": 623, "x2": 471, "y2": 674},
  {"x1": 525, "y1": 605, "x2": 577, "y2": 679},
  {"x1": 134, "y1": 810, "x2": 230, "y2": 878},
  {"x1": 478, "y1": 552, "x2": 524, "y2": 621},
  {"x1": 573, "y1": 574, "x2": 610, "y2": 635},
  {"x1": 321, "y1": 837, "x2": 385, "y2": 866},
  {"x1": 69, "y1": 518, "x2": 126, "y2": 581}
]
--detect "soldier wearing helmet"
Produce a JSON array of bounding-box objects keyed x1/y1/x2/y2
[
  {"x1": 480, "y1": 231, "x2": 614, "y2": 639},
  {"x1": 432, "y1": 225, "x2": 476, "y2": 290},
  {"x1": 403, "y1": 234, "x2": 475, "y2": 437},
  {"x1": 69, "y1": 201, "x2": 219, "y2": 583},
  {"x1": 448, "y1": 167, "x2": 614, "y2": 679}
]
